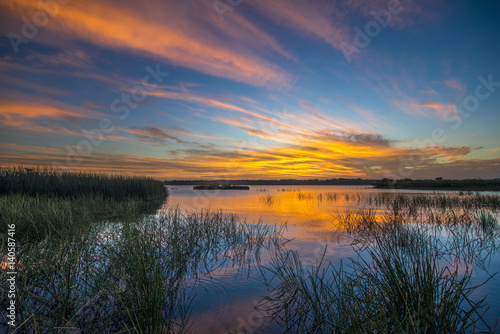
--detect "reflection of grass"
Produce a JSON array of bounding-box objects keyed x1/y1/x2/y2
[
  {"x1": 260, "y1": 194, "x2": 280, "y2": 207},
  {"x1": 0, "y1": 206, "x2": 283, "y2": 332},
  {"x1": 0, "y1": 168, "x2": 284, "y2": 332},
  {"x1": 264, "y1": 198, "x2": 499, "y2": 333},
  {"x1": 297, "y1": 192, "x2": 313, "y2": 200},
  {"x1": 325, "y1": 192, "x2": 337, "y2": 201}
]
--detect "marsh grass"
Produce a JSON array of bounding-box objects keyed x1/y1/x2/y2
[
  {"x1": 260, "y1": 194, "x2": 280, "y2": 207},
  {"x1": 0, "y1": 166, "x2": 167, "y2": 244},
  {"x1": 367, "y1": 192, "x2": 500, "y2": 211},
  {"x1": 0, "y1": 166, "x2": 167, "y2": 200},
  {"x1": 0, "y1": 167, "x2": 286, "y2": 332},
  {"x1": 264, "y1": 230, "x2": 494, "y2": 333},
  {"x1": 0, "y1": 209, "x2": 284, "y2": 333},
  {"x1": 291, "y1": 190, "x2": 500, "y2": 211},
  {"x1": 0, "y1": 194, "x2": 164, "y2": 245},
  {"x1": 263, "y1": 199, "x2": 499, "y2": 333}
]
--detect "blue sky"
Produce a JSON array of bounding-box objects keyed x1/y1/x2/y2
[{"x1": 0, "y1": 0, "x2": 499, "y2": 179}]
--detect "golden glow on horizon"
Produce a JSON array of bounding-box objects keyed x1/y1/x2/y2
[{"x1": 1, "y1": 0, "x2": 498, "y2": 180}]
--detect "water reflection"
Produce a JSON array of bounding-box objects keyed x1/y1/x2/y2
[
  {"x1": 164, "y1": 186, "x2": 378, "y2": 234},
  {"x1": 162, "y1": 185, "x2": 500, "y2": 333}
]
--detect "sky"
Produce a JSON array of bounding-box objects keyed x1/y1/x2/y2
[{"x1": 0, "y1": 0, "x2": 499, "y2": 180}]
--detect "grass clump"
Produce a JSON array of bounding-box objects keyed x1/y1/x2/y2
[
  {"x1": 0, "y1": 166, "x2": 167, "y2": 200},
  {"x1": 0, "y1": 166, "x2": 167, "y2": 244},
  {"x1": 0, "y1": 209, "x2": 284, "y2": 333},
  {"x1": 264, "y1": 209, "x2": 497, "y2": 333}
]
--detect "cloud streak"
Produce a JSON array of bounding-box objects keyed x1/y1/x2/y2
[
  {"x1": 0, "y1": 132, "x2": 485, "y2": 179},
  {"x1": 4, "y1": 0, "x2": 294, "y2": 89}
]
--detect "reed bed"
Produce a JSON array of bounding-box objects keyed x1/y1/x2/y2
[
  {"x1": 0, "y1": 167, "x2": 168, "y2": 244},
  {"x1": 0, "y1": 166, "x2": 167, "y2": 200},
  {"x1": 367, "y1": 192, "x2": 500, "y2": 211},
  {"x1": 263, "y1": 200, "x2": 499, "y2": 333},
  {"x1": 0, "y1": 194, "x2": 164, "y2": 245},
  {"x1": 292, "y1": 189, "x2": 500, "y2": 211},
  {"x1": 0, "y1": 209, "x2": 284, "y2": 333}
]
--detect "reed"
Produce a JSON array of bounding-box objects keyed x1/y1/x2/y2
[
  {"x1": 0, "y1": 166, "x2": 167, "y2": 200},
  {"x1": 0, "y1": 209, "x2": 283, "y2": 332},
  {"x1": 264, "y1": 206, "x2": 498, "y2": 333},
  {"x1": 0, "y1": 194, "x2": 163, "y2": 244}
]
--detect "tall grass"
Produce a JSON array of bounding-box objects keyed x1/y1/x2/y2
[
  {"x1": 0, "y1": 209, "x2": 284, "y2": 333},
  {"x1": 0, "y1": 194, "x2": 164, "y2": 245},
  {"x1": 0, "y1": 166, "x2": 168, "y2": 244},
  {"x1": 0, "y1": 166, "x2": 167, "y2": 200},
  {"x1": 291, "y1": 190, "x2": 500, "y2": 211},
  {"x1": 263, "y1": 206, "x2": 499, "y2": 333},
  {"x1": 367, "y1": 192, "x2": 500, "y2": 211}
]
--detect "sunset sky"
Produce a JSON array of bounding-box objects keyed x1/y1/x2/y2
[{"x1": 0, "y1": 0, "x2": 499, "y2": 179}]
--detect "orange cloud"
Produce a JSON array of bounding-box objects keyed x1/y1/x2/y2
[
  {"x1": 0, "y1": 98, "x2": 105, "y2": 133},
  {"x1": 396, "y1": 100, "x2": 460, "y2": 121},
  {"x1": 0, "y1": 131, "x2": 482, "y2": 179},
  {"x1": 417, "y1": 101, "x2": 460, "y2": 120},
  {"x1": 4, "y1": 0, "x2": 294, "y2": 89},
  {"x1": 443, "y1": 78, "x2": 466, "y2": 92},
  {"x1": 145, "y1": 89, "x2": 310, "y2": 134},
  {"x1": 249, "y1": 0, "x2": 350, "y2": 50}
]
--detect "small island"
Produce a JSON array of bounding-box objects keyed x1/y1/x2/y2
[{"x1": 193, "y1": 184, "x2": 250, "y2": 190}]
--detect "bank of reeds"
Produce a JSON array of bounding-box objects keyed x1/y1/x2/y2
[
  {"x1": 293, "y1": 190, "x2": 500, "y2": 211},
  {"x1": 0, "y1": 209, "x2": 283, "y2": 333},
  {"x1": 0, "y1": 166, "x2": 167, "y2": 200},
  {"x1": 0, "y1": 194, "x2": 165, "y2": 245},
  {"x1": 0, "y1": 167, "x2": 168, "y2": 244},
  {"x1": 263, "y1": 206, "x2": 499, "y2": 333},
  {"x1": 368, "y1": 192, "x2": 500, "y2": 212}
]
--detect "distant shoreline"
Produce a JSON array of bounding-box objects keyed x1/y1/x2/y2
[
  {"x1": 165, "y1": 179, "x2": 376, "y2": 186},
  {"x1": 164, "y1": 178, "x2": 500, "y2": 191},
  {"x1": 373, "y1": 178, "x2": 500, "y2": 191}
]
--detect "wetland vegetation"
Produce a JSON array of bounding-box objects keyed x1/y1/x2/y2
[
  {"x1": 374, "y1": 177, "x2": 500, "y2": 191},
  {"x1": 1, "y1": 168, "x2": 499, "y2": 333},
  {"x1": 0, "y1": 168, "x2": 281, "y2": 332},
  {"x1": 263, "y1": 200, "x2": 500, "y2": 333}
]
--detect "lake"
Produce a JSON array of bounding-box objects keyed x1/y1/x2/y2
[{"x1": 162, "y1": 185, "x2": 500, "y2": 333}]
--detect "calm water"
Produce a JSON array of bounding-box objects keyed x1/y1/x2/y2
[{"x1": 161, "y1": 185, "x2": 500, "y2": 333}]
